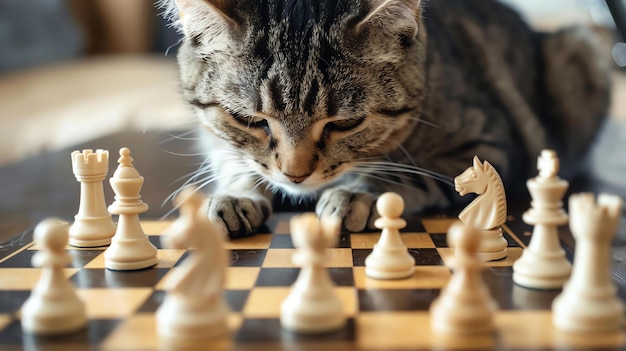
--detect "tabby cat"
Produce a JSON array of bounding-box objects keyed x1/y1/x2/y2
[{"x1": 161, "y1": 0, "x2": 610, "y2": 238}]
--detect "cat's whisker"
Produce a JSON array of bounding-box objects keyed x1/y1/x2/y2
[
  {"x1": 170, "y1": 167, "x2": 210, "y2": 185},
  {"x1": 159, "y1": 129, "x2": 200, "y2": 143},
  {"x1": 349, "y1": 166, "x2": 421, "y2": 185},
  {"x1": 392, "y1": 141, "x2": 418, "y2": 168},
  {"x1": 159, "y1": 183, "x2": 211, "y2": 220},
  {"x1": 348, "y1": 170, "x2": 418, "y2": 190},
  {"x1": 251, "y1": 177, "x2": 267, "y2": 192},
  {"x1": 405, "y1": 117, "x2": 446, "y2": 131},
  {"x1": 162, "y1": 174, "x2": 220, "y2": 208},
  {"x1": 162, "y1": 160, "x2": 229, "y2": 207},
  {"x1": 160, "y1": 149, "x2": 208, "y2": 158},
  {"x1": 365, "y1": 161, "x2": 453, "y2": 181},
  {"x1": 164, "y1": 36, "x2": 184, "y2": 56},
  {"x1": 352, "y1": 161, "x2": 453, "y2": 185}
]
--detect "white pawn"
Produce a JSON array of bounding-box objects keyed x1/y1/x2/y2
[
  {"x1": 69, "y1": 149, "x2": 117, "y2": 247},
  {"x1": 281, "y1": 213, "x2": 345, "y2": 333},
  {"x1": 157, "y1": 188, "x2": 230, "y2": 340},
  {"x1": 365, "y1": 192, "x2": 415, "y2": 279},
  {"x1": 105, "y1": 147, "x2": 157, "y2": 270},
  {"x1": 552, "y1": 193, "x2": 624, "y2": 333},
  {"x1": 21, "y1": 218, "x2": 87, "y2": 335},
  {"x1": 430, "y1": 221, "x2": 497, "y2": 335},
  {"x1": 513, "y1": 150, "x2": 571, "y2": 289}
]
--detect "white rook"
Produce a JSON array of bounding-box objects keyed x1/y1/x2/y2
[
  {"x1": 552, "y1": 193, "x2": 624, "y2": 333},
  {"x1": 69, "y1": 149, "x2": 116, "y2": 247}
]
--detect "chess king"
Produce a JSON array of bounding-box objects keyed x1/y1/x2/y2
[{"x1": 513, "y1": 149, "x2": 571, "y2": 289}]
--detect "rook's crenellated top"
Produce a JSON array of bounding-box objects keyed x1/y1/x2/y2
[{"x1": 71, "y1": 149, "x2": 109, "y2": 176}]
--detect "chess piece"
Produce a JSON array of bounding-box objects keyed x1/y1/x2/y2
[
  {"x1": 365, "y1": 192, "x2": 415, "y2": 279},
  {"x1": 157, "y1": 188, "x2": 230, "y2": 340},
  {"x1": 104, "y1": 147, "x2": 157, "y2": 270},
  {"x1": 454, "y1": 156, "x2": 508, "y2": 261},
  {"x1": 513, "y1": 149, "x2": 571, "y2": 289},
  {"x1": 281, "y1": 213, "x2": 345, "y2": 333},
  {"x1": 430, "y1": 221, "x2": 497, "y2": 335},
  {"x1": 21, "y1": 218, "x2": 87, "y2": 335},
  {"x1": 69, "y1": 149, "x2": 116, "y2": 247},
  {"x1": 552, "y1": 193, "x2": 624, "y2": 333}
]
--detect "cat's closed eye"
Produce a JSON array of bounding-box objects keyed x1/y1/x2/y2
[
  {"x1": 230, "y1": 112, "x2": 270, "y2": 132},
  {"x1": 324, "y1": 116, "x2": 365, "y2": 133}
]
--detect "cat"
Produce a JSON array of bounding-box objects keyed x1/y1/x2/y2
[{"x1": 160, "y1": 0, "x2": 610, "y2": 238}]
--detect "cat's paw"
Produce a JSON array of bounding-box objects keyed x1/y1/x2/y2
[
  {"x1": 206, "y1": 195, "x2": 272, "y2": 239},
  {"x1": 316, "y1": 188, "x2": 377, "y2": 232}
]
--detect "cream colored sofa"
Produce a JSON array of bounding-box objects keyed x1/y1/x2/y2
[
  {"x1": 0, "y1": 55, "x2": 191, "y2": 165},
  {"x1": 0, "y1": 0, "x2": 191, "y2": 165}
]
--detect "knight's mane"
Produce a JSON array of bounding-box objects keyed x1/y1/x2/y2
[{"x1": 484, "y1": 161, "x2": 507, "y2": 225}]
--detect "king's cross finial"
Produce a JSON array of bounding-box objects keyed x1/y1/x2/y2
[{"x1": 537, "y1": 149, "x2": 558, "y2": 179}]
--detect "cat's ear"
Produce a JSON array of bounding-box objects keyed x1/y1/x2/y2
[
  {"x1": 355, "y1": 0, "x2": 422, "y2": 38},
  {"x1": 170, "y1": 0, "x2": 239, "y2": 39}
]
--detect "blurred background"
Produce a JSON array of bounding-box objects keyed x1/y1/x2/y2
[{"x1": 0, "y1": 0, "x2": 624, "y2": 187}]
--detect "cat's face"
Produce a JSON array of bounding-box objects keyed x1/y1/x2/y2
[{"x1": 171, "y1": 0, "x2": 425, "y2": 195}]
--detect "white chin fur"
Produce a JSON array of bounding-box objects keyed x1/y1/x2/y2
[{"x1": 269, "y1": 179, "x2": 323, "y2": 196}]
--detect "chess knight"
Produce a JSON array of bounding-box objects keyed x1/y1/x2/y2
[{"x1": 454, "y1": 156, "x2": 508, "y2": 261}]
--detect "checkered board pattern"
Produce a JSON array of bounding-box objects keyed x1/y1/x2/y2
[{"x1": 0, "y1": 212, "x2": 624, "y2": 350}]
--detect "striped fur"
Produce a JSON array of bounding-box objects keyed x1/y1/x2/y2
[{"x1": 160, "y1": 0, "x2": 610, "y2": 238}]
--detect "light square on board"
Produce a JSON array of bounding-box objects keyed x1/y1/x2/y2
[
  {"x1": 352, "y1": 266, "x2": 450, "y2": 289},
  {"x1": 241, "y1": 287, "x2": 290, "y2": 318},
  {"x1": 76, "y1": 288, "x2": 153, "y2": 319},
  {"x1": 357, "y1": 311, "x2": 497, "y2": 350},
  {"x1": 437, "y1": 247, "x2": 523, "y2": 267},
  {"x1": 0, "y1": 314, "x2": 12, "y2": 331},
  {"x1": 224, "y1": 234, "x2": 273, "y2": 250},
  {"x1": 225, "y1": 267, "x2": 261, "y2": 290},
  {"x1": 0, "y1": 268, "x2": 78, "y2": 290},
  {"x1": 158, "y1": 266, "x2": 261, "y2": 290},
  {"x1": 262, "y1": 248, "x2": 354, "y2": 268},
  {"x1": 421, "y1": 218, "x2": 457, "y2": 234},
  {"x1": 350, "y1": 233, "x2": 435, "y2": 249},
  {"x1": 356, "y1": 312, "x2": 433, "y2": 350},
  {"x1": 101, "y1": 313, "x2": 242, "y2": 351},
  {"x1": 140, "y1": 220, "x2": 173, "y2": 235}
]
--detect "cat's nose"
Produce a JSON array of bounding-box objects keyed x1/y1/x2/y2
[{"x1": 284, "y1": 173, "x2": 310, "y2": 184}]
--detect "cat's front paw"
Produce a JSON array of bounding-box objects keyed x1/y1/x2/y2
[
  {"x1": 207, "y1": 195, "x2": 272, "y2": 239},
  {"x1": 316, "y1": 188, "x2": 377, "y2": 232}
]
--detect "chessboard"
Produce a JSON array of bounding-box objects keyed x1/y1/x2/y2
[{"x1": 0, "y1": 213, "x2": 624, "y2": 351}]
